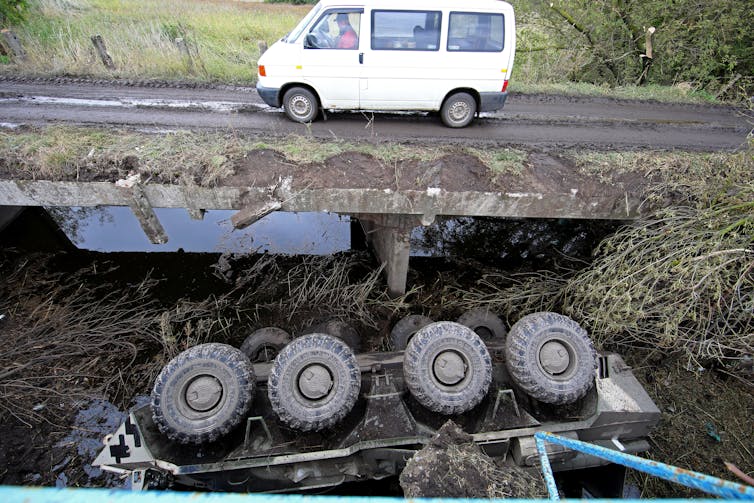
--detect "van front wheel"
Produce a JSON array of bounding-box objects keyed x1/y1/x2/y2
[
  {"x1": 283, "y1": 87, "x2": 319, "y2": 123},
  {"x1": 441, "y1": 92, "x2": 476, "y2": 128}
]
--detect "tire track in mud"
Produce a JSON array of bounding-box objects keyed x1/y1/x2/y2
[{"x1": 0, "y1": 78, "x2": 750, "y2": 151}]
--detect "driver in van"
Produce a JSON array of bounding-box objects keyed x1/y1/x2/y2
[{"x1": 335, "y1": 13, "x2": 358, "y2": 49}]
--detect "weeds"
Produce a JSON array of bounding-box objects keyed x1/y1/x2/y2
[
  {"x1": 3, "y1": 0, "x2": 308, "y2": 83},
  {"x1": 561, "y1": 198, "x2": 753, "y2": 369},
  {"x1": 0, "y1": 254, "x2": 164, "y2": 425}
]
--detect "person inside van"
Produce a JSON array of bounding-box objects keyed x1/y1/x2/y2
[{"x1": 335, "y1": 13, "x2": 358, "y2": 49}]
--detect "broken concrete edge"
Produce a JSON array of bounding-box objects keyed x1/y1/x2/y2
[{"x1": 0, "y1": 179, "x2": 642, "y2": 221}]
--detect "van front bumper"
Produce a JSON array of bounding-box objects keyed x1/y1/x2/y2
[
  {"x1": 256, "y1": 84, "x2": 281, "y2": 108},
  {"x1": 479, "y1": 91, "x2": 508, "y2": 112}
]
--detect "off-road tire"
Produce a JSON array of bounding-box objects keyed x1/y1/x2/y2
[
  {"x1": 283, "y1": 87, "x2": 319, "y2": 123},
  {"x1": 268, "y1": 334, "x2": 360, "y2": 431},
  {"x1": 390, "y1": 314, "x2": 433, "y2": 350},
  {"x1": 240, "y1": 327, "x2": 292, "y2": 363},
  {"x1": 440, "y1": 92, "x2": 476, "y2": 128},
  {"x1": 151, "y1": 343, "x2": 255, "y2": 445},
  {"x1": 403, "y1": 321, "x2": 492, "y2": 414},
  {"x1": 504, "y1": 312, "x2": 597, "y2": 405},
  {"x1": 456, "y1": 308, "x2": 507, "y2": 342},
  {"x1": 302, "y1": 320, "x2": 362, "y2": 352}
]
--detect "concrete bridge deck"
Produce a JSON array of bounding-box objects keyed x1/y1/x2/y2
[{"x1": 0, "y1": 173, "x2": 644, "y2": 296}]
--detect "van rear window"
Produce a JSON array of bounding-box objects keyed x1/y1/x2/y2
[
  {"x1": 371, "y1": 10, "x2": 441, "y2": 51},
  {"x1": 448, "y1": 12, "x2": 504, "y2": 52}
]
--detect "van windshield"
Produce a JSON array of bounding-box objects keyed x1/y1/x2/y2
[{"x1": 284, "y1": 2, "x2": 324, "y2": 43}]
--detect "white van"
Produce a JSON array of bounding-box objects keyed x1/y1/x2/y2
[{"x1": 257, "y1": 0, "x2": 515, "y2": 128}]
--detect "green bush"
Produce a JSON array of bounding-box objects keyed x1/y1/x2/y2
[
  {"x1": 0, "y1": 0, "x2": 27, "y2": 26},
  {"x1": 529, "y1": 0, "x2": 753, "y2": 98}
]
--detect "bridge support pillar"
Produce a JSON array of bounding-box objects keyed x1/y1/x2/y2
[{"x1": 358, "y1": 214, "x2": 420, "y2": 298}]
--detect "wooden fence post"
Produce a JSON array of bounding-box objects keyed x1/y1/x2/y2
[
  {"x1": 636, "y1": 26, "x2": 656, "y2": 85},
  {"x1": 90, "y1": 34, "x2": 115, "y2": 70},
  {"x1": 1, "y1": 29, "x2": 26, "y2": 61},
  {"x1": 175, "y1": 37, "x2": 194, "y2": 72}
]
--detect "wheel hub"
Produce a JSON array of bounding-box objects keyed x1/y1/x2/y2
[
  {"x1": 449, "y1": 101, "x2": 470, "y2": 122},
  {"x1": 539, "y1": 341, "x2": 571, "y2": 375},
  {"x1": 298, "y1": 364, "x2": 333, "y2": 400},
  {"x1": 290, "y1": 96, "x2": 311, "y2": 117},
  {"x1": 433, "y1": 351, "x2": 467, "y2": 385},
  {"x1": 185, "y1": 375, "x2": 223, "y2": 412}
]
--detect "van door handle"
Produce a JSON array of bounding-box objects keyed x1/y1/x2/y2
[{"x1": 359, "y1": 52, "x2": 364, "y2": 64}]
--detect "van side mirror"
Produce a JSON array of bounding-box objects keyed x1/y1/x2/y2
[{"x1": 305, "y1": 34, "x2": 317, "y2": 49}]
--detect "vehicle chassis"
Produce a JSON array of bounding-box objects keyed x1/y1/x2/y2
[{"x1": 94, "y1": 345, "x2": 660, "y2": 493}]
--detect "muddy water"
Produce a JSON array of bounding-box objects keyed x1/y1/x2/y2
[
  {"x1": 45, "y1": 207, "x2": 352, "y2": 254},
  {"x1": 35, "y1": 206, "x2": 620, "y2": 267}
]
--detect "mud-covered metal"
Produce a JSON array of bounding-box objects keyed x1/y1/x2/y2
[{"x1": 94, "y1": 349, "x2": 661, "y2": 493}]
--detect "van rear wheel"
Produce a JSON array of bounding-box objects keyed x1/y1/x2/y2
[
  {"x1": 283, "y1": 87, "x2": 319, "y2": 123},
  {"x1": 441, "y1": 92, "x2": 476, "y2": 128}
]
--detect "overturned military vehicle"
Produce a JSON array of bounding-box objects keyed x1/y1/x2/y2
[{"x1": 94, "y1": 311, "x2": 660, "y2": 493}]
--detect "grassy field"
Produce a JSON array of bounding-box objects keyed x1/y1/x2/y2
[
  {"x1": 3, "y1": 0, "x2": 309, "y2": 83},
  {"x1": 0, "y1": 0, "x2": 718, "y2": 103}
]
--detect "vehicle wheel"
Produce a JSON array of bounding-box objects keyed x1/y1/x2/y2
[
  {"x1": 403, "y1": 321, "x2": 492, "y2": 415},
  {"x1": 302, "y1": 320, "x2": 362, "y2": 353},
  {"x1": 504, "y1": 312, "x2": 597, "y2": 405},
  {"x1": 151, "y1": 343, "x2": 255, "y2": 445},
  {"x1": 283, "y1": 87, "x2": 319, "y2": 123},
  {"x1": 268, "y1": 334, "x2": 360, "y2": 431},
  {"x1": 240, "y1": 327, "x2": 292, "y2": 363},
  {"x1": 456, "y1": 308, "x2": 507, "y2": 342},
  {"x1": 390, "y1": 314, "x2": 433, "y2": 350},
  {"x1": 440, "y1": 92, "x2": 476, "y2": 128}
]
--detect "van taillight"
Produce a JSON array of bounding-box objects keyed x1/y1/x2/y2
[
  {"x1": 502, "y1": 80, "x2": 509, "y2": 92},
  {"x1": 258, "y1": 65, "x2": 266, "y2": 77}
]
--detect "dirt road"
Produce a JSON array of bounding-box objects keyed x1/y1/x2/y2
[{"x1": 0, "y1": 78, "x2": 750, "y2": 150}]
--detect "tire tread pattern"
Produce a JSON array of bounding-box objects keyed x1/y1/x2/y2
[
  {"x1": 268, "y1": 334, "x2": 360, "y2": 431},
  {"x1": 504, "y1": 312, "x2": 596, "y2": 405},
  {"x1": 390, "y1": 314, "x2": 433, "y2": 350},
  {"x1": 403, "y1": 321, "x2": 492, "y2": 415},
  {"x1": 151, "y1": 343, "x2": 255, "y2": 445}
]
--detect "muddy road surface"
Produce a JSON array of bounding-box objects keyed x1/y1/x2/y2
[{"x1": 0, "y1": 78, "x2": 750, "y2": 150}]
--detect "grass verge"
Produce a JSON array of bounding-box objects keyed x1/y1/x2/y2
[{"x1": 1, "y1": 0, "x2": 309, "y2": 84}]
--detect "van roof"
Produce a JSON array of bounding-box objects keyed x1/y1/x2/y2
[{"x1": 314, "y1": 0, "x2": 514, "y2": 12}]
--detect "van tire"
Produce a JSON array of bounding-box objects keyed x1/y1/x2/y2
[
  {"x1": 504, "y1": 312, "x2": 596, "y2": 405},
  {"x1": 151, "y1": 343, "x2": 255, "y2": 445},
  {"x1": 391, "y1": 314, "x2": 433, "y2": 350},
  {"x1": 268, "y1": 334, "x2": 360, "y2": 431},
  {"x1": 283, "y1": 87, "x2": 319, "y2": 123},
  {"x1": 240, "y1": 327, "x2": 292, "y2": 363},
  {"x1": 441, "y1": 92, "x2": 476, "y2": 128},
  {"x1": 403, "y1": 321, "x2": 492, "y2": 415}
]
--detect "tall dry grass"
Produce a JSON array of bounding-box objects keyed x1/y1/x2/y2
[{"x1": 4, "y1": 0, "x2": 309, "y2": 82}]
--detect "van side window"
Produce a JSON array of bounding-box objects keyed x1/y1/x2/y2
[
  {"x1": 448, "y1": 12, "x2": 504, "y2": 52},
  {"x1": 371, "y1": 10, "x2": 441, "y2": 51},
  {"x1": 305, "y1": 11, "x2": 361, "y2": 50}
]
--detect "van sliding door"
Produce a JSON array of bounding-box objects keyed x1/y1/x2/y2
[{"x1": 359, "y1": 9, "x2": 443, "y2": 110}]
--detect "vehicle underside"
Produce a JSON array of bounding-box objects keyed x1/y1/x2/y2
[{"x1": 94, "y1": 314, "x2": 660, "y2": 494}]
